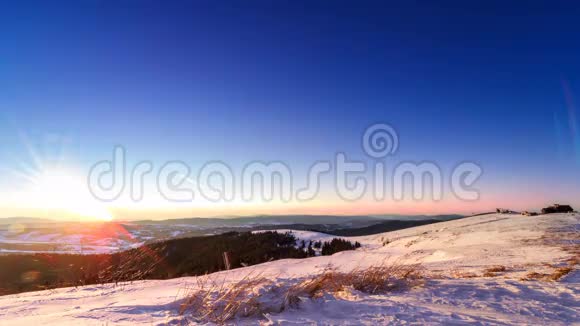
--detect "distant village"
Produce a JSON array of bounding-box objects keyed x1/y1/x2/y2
[{"x1": 496, "y1": 204, "x2": 575, "y2": 216}]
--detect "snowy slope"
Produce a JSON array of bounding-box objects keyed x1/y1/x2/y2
[
  {"x1": 1, "y1": 213, "x2": 578, "y2": 325},
  {"x1": 254, "y1": 229, "x2": 340, "y2": 243}
]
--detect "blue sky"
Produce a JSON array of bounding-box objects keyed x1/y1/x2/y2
[{"x1": 1, "y1": 1, "x2": 579, "y2": 219}]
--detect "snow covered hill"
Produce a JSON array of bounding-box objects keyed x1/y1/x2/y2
[{"x1": 1, "y1": 213, "x2": 578, "y2": 325}]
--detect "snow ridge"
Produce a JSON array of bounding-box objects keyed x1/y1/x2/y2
[{"x1": 1, "y1": 213, "x2": 578, "y2": 325}]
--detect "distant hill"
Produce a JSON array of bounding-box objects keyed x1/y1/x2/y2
[
  {"x1": 370, "y1": 214, "x2": 464, "y2": 221},
  {"x1": 132, "y1": 214, "x2": 464, "y2": 227},
  {"x1": 0, "y1": 217, "x2": 59, "y2": 225},
  {"x1": 132, "y1": 215, "x2": 383, "y2": 226},
  {"x1": 314, "y1": 219, "x2": 450, "y2": 236},
  {"x1": 0, "y1": 214, "x2": 464, "y2": 227}
]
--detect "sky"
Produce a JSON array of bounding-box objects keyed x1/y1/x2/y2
[{"x1": 1, "y1": 1, "x2": 579, "y2": 220}]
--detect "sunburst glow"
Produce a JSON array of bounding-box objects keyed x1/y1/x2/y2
[{"x1": 29, "y1": 169, "x2": 113, "y2": 221}]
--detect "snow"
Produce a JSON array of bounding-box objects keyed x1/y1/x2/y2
[
  {"x1": 253, "y1": 229, "x2": 340, "y2": 243},
  {"x1": 264, "y1": 278, "x2": 579, "y2": 325},
  {"x1": 0, "y1": 225, "x2": 144, "y2": 254},
  {"x1": 1, "y1": 213, "x2": 578, "y2": 325}
]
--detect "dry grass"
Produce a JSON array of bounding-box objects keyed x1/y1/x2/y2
[
  {"x1": 286, "y1": 263, "x2": 423, "y2": 301},
  {"x1": 565, "y1": 254, "x2": 579, "y2": 267},
  {"x1": 522, "y1": 267, "x2": 574, "y2": 282},
  {"x1": 522, "y1": 271, "x2": 548, "y2": 281},
  {"x1": 380, "y1": 236, "x2": 391, "y2": 246},
  {"x1": 482, "y1": 265, "x2": 507, "y2": 277},
  {"x1": 404, "y1": 239, "x2": 418, "y2": 248},
  {"x1": 549, "y1": 267, "x2": 573, "y2": 281},
  {"x1": 485, "y1": 266, "x2": 507, "y2": 273},
  {"x1": 178, "y1": 262, "x2": 423, "y2": 324},
  {"x1": 450, "y1": 270, "x2": 478, "y2": 279},
  {"x1": 351, "y1": 263, "x2": 424, "y2": 293},
  {"x1": 178, "y1": 273, "x2": 279, "y2": 324}
]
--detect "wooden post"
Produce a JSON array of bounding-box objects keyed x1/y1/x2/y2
[{"x1": 222, "y1": 251, "x2": 231, "y2": 270}]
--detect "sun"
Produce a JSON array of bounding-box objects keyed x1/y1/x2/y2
[{"x1": 31, "y1": 170, "x2": 113, "y2": 221}]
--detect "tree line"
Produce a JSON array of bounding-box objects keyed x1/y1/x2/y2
[{"x1": 0, "y1": 231, "x2": 361, "y2": 295}]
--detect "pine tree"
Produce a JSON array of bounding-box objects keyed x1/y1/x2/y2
[{"x1": 307, "y1": 242, "x2": 315, "y2": 257}]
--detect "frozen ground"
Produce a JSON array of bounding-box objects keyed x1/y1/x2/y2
[{"x1": 0, "y1": 213, "x2": 578, "y2": 325}]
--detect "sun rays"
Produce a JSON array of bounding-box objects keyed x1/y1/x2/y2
[{"x1": 2, "y1": 131, "x2": 113, "y2": 221}]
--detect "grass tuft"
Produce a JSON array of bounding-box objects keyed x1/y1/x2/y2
[
  {"x1": 522, "y1": 266, "x2": 574, "y2": 282},
  {"x1": 179, "y1": 262, "x2": 423, "y2": 323},
  {"x1": 549, "y1": 267, "x2": 573, "y2": 281},
  {"x1": 485, "y1": 266, "x2": 507, "y2": 273}
]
